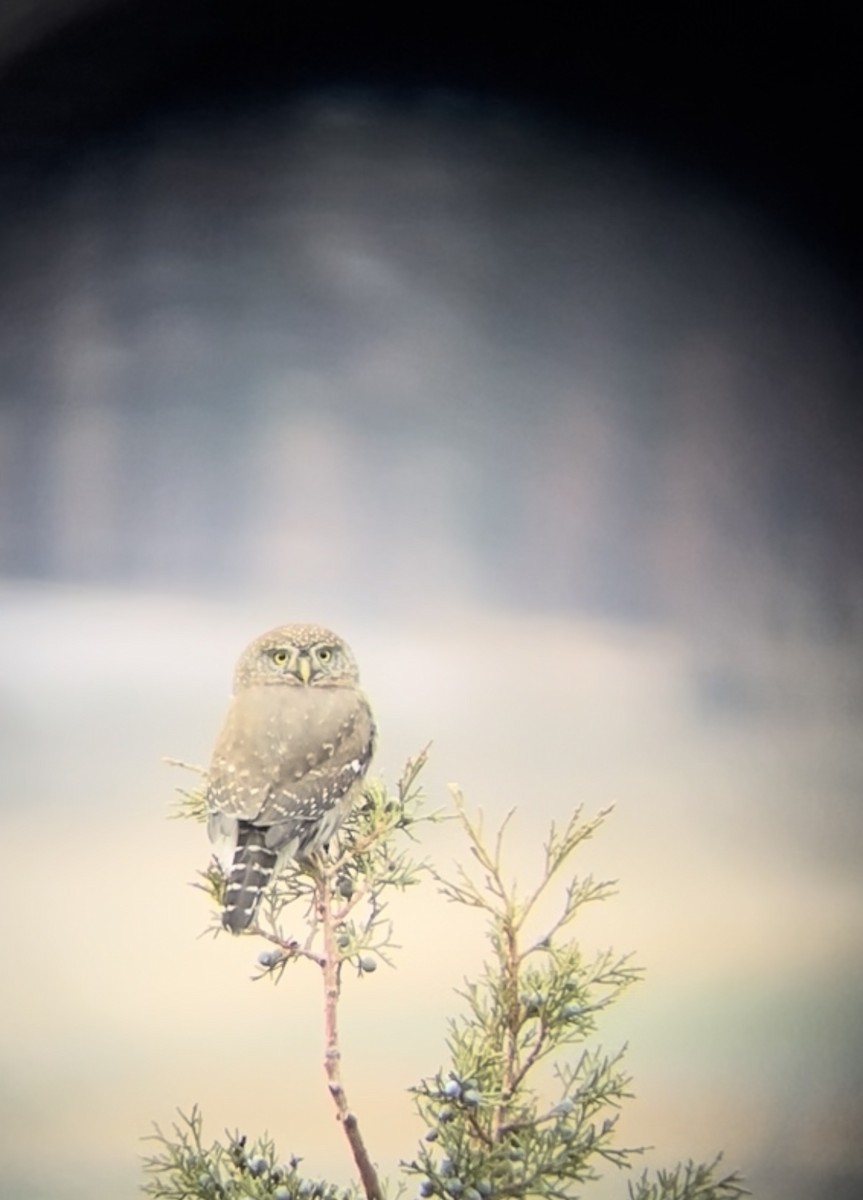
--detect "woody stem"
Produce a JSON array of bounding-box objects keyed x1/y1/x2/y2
[{"x1": 319, "y1": 867, "x2": 384, "y2": 1200}]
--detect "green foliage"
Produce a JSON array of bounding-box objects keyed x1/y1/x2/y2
[
  {"x1": 142, "y1": 1106, "x2": 357, "y2": 1200},
  {"x1": 405, "y1": 798, "x2": 642, "y2": 1200},
  {"x1": 148, "y1": 754, "x2": 748, "y2": 1200},
  {"x1": 627, "y1": 1156, "x2": 748, "y2": 1200}
]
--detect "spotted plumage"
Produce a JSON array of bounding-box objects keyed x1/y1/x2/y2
[{"x1": 206, "y1": 624, "x2": 376, "y2": 933}]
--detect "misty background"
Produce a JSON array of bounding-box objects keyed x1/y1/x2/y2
[{"x1": 1, "y1": 8, "x2": 862, "y2": 1200}]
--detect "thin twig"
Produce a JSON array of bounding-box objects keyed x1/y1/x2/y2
[
  {"x1": 319, "y1": 866, "x2": 384, "y2": 1200},
  {"x1": 247, "y1": 924, "x2": 326, "y2": 969},
  {"x1": 492, "y1": 911, "x2": 521, "y2": 1140},
  {"x1": 162, "y1": 756, "x2": 207, "y2": 775},
  {"x1": 507, "y1": 1018, "x2": 548, "y2": 1097}
]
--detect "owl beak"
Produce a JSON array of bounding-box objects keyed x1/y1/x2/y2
[{"x1": 297, "y1": 653, "x2": 312, "y2": 684}]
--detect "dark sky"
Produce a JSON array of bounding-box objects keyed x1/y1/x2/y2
[{"x1": 1, "y1": 3, "x2": 862, "y2": 294}]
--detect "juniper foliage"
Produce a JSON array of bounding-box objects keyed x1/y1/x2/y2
[{"x1": 144, "y1": 753, "x2": 747, "y2": 1200}]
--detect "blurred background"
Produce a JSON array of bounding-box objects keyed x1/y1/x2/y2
[{"x1": 1, "y1": 5, "x2": 862, "y2": 1199}]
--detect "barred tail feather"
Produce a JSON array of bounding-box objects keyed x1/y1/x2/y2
[{"x1": 222, "y1": 824, "x2": 278, "y2": 933}]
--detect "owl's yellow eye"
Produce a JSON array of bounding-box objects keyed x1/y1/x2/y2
[
  {"x1": 272, "y1": 649, "x2": 289, "y2": 666},
  {"x1": 317, "y1": 646, "x2": 333, "y2": 663}
]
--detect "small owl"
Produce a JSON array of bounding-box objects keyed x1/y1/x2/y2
[{"x1": 206, "y1": 624, "x2": 376, "y2": 932}]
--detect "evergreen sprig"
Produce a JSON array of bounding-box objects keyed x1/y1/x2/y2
[
  {"x1": 405, "y1": 795, "x2": 642, "y2": 1200},
  {"x1": 147, "y1": 755, "x2": 748, "y2": 1200},
  {"x1": 142, "y1": 1105, "x2": 356, "y2": 1200},
  {"x1": 627, "y1": 1156, "x2": 747, "y2": 1200}
]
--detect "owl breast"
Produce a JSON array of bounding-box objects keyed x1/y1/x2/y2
[{"x1": 207, "y1": 681, "x2": 375, "y2": 829}]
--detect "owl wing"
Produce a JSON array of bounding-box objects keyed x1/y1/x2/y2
[{"x1": 206, "y1": 684, "x2": 375, "y2": 832}]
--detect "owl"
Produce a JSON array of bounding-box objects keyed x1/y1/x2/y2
[{"x1": 206, "y1": 624, "x2": 376, "y2": 933}]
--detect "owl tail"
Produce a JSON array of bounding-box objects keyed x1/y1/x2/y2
[{"x1": 222, "y1": 824, "x2": 278, "y2": 933}]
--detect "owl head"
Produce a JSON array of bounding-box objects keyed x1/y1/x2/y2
[{"x1": 231, "y1": 623, "x2": 361, "y2": 691}]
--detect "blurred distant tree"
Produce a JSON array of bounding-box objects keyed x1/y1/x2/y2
[{"x1": 143, "y1": 750, "x2": 746, "y2": 1200}]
